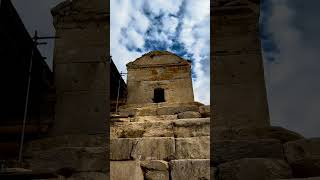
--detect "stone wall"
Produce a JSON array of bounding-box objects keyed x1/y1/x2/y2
[
  {"x1": 212, "y1": 0, "x2": 270, "y2": 128},
  {"x1": 126, "y1": 51, "x2": 194, "y2": 105},
  {"x1": 50, "y1": 0, "x2": 109, "y2": 135}
]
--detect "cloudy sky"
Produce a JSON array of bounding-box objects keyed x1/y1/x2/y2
[
  {"x1": 110, "y1": 0, "x2": 210, "y2": 105},
  {"x1": 10, "y1": 0, "x2": 320, "y2": 137}
]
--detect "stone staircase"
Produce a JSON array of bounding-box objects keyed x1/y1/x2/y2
[{"x1": 110, "y1": 103, "x2": 210, "y2": 180}]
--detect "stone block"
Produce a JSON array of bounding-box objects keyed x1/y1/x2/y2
[
  {"x1": 54, "y1": 25, "x2": 108, "y2": 63},
  {"x1": 199, "y1": 105, "x2": 211, "y2": 117},
  {"x1": 110, "y1": 138, "x2": 175, "y2": 161},
  {"x1": 173, "y1": 118, "x2": 210, "y2": 137},
  {"x1": 67, "y1": 172, "x2": 107, "y2": 180},
  {"x1": 24, "y1": 134, "x2": 107, "y2": 157},
  {"x1": 132, "y1": 137, "x2": 175, "y2": 160},
  {"x1": 110, "y1": 161, "x2": 144, "y2": 180},
  {"x1": 177, "y1": 111, "x2": 201, "y2": 119},
  {"x1": 141, "y1": 160, "x2": 169, "y2": 180},
  {"x1": 212, "y1": 139, "x2": 284, "y2": 164},
  {"x1": 52, "y1": 91, "x2": 107, "y2": 135},
  {"x1": 175, "y1": 136, "x2": 210, "y2": 159},
  {"x1": 156, "y1": 104, "x2": 199, "y2": 115},
  {"x1": 284, "y1": 138, "x2": 320, "y2": 177},
  {"x1": 26, "y1": 147, "x2": 107, "y2": 172},
  {"x1": 170, "y1": 159, "x2": 210, "y2": 180},
  {"x1": 212, "y1": 126, "x2": 304, "y2": 142},
  {"x1": 55, "y1": 62, "x2": 107, "y2": 92},
  {"x1": 111, "y1": 121, "x2": 174, "y2": 138},
  {"x1": 218, "y1": 158, "x2": 292, "y2": 180}
]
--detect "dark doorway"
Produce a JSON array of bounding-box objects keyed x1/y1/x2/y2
[{"x1": 153, "y1": 88, "x2": 165, "y2": 103}]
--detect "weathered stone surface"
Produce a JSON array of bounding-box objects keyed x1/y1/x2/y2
[
  {"x1": 212, "y1": 126, "x2": 304, "y2": 142},
  {"x1": 126, "y1": 51, "x2": 194, "y2": 104},
  {"x1": 67, "y1": 172, "x2": 107, "y2": 180},
  {"x1": 24, "y1": 134, "x2": 106, "y2": 156},
  {"x1": 284, "y1": 138, "x2": 320, "y2": 177},
  {"x1": 111, "y1": 121, "x2": 174, "y2": 138},
  {"x1": 175, "y1": 136, "x2": 209, "y2": 159},
  {"x1": 156, "y1": 104, "x2": 199, "y2": 115},
  {"x1": 111, "y1": 118, "x2": 210, "y2": 138},
  {"x1": 110, "y1": 138, "x2": 175, "y2": 161},
  {"x1": 212, "y1": 167, "x2": 217, "y2": 180},
  {"x1": 170, "y1": 159, "x2": 210, "y2": 180},
  {"x1": 145, "y1": 170, "x2": 169, "y2": 180},
  {"x1": 26, "y1": 147, "x2": 107, "y2": 172},
  {"x1": 218, "y1": 158, "x2": 292, "y2": 180},
  {"x1": 141, "y1": 160, "x2": 169, "y2": 180},
  {"x1": 132, "y1": 137, "x2": 175, "y2": 160},
  {"x1": 177, "y1": 111, "x2": 201, "y2": 119},
  {"x1": 110, "y1": 161, "x2": 144, "y2": 180},
  {"x1": 213, "y1": 139, "x2": 284, "y2": 164},
  {"x1": 173, "y1": 118, "x2": 210, "y2": 137},
  {"x1": 110, "y1": 138, "x2": 138, "y2": 160},
  {"x1": 199, "y1": 105, "x2": 211, "y2": 117},
  {"x1": 141, "y1": 160, "x2": 169, "y2": 171}
]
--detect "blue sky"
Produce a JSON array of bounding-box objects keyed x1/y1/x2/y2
[
  {"x1": 11, "y1": 0, "x2": 320, "y2": 137},
  {"x1": 110, "y1": 0, "x2": 210, "y2": 105}
]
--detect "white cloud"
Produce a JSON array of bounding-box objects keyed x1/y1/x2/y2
[
  {"x1": 111, "y1": 0, "x2": 210, "y2": 105},
  {"x1": 179, "y1": 0, "x2": 210, "y2": 105}
]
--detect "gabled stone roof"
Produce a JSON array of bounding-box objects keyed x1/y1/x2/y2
[{"x1": 127, "y1": 51, "x2": 191, "y2": 68}]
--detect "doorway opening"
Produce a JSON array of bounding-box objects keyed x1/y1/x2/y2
[{"x1": 153, "y1": 88, "x2": 165, "y2": 103}]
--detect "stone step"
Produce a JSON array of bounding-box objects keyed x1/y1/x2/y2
[
  {"x1": 217, "y1": 158, "x2": 293, "y2": 180},
  {"x1": 24, "y1": 134, "x2": 107, "y2": 156},
  {"x1": 117, "y1": 102, "x2": 208, "y2": 117},
  {"x1": 111, "y1": 118, "x2": 210, "y2": 138},
  {"x1": 212, "y1": 138, "x2": 285, "y2": 165},
  {"x1": 110, "y1": 136, "x2": 210, "y2": 161},
  {"x1": 24, "y1": 147, "x2": 107, "y2": 173},
  {"x1": 110, "y1": 159, "x2": 209, "y2": 180}
]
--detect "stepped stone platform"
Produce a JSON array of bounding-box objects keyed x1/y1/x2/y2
[{"x1": 110, "y1": 103, "x2": 211, "y2": 180}]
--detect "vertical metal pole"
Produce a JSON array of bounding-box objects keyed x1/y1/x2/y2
[
  {"x1": 18, "y1": 31, "x2": 37, "y2": 164},
  {"x1": 115, "y1": 73, "x2": 121, "y2": 114}
]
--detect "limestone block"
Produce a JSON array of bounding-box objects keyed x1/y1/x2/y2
[
  {"x1": 24, "y1": 134, "x2": 107, "y2": 157},
  {"x1": 284, "y1": 138, "x2": 320, "y2": 177},
  {"x1": 54, "y1": 25, "x2": 108, "y2": 63},
  {"x1": 173, "y1": 118, "x2": 210, "y2": 137},
  {"x1": 55, "y1": 62, "x2": 106, "y2": 92},
  {"x1": 141, "y1": 160, "x2": 169, "y2": 171},
  {"x1": 111, "y1": 118, "x2": 210, "y2": 138},
  {"x1": 175, "y1": 136, "x2": 210, "y2": 159},
  {"x1": 212, "y1": 139, "x2": 284, "y2": 164},
  {"x1": 132, "y1": 137, "x2": 175, "y2": 161},
  {"x1": 170, "y1": 159, "x2": 210, "y2": 180},
  {"x1": 156, "y1": 105, "x2": 199, "y2": 115},
  {"x1": 110, "y1": 138, "x2": 175, "y2": 161},
  {"x1": 110, "y1": 138, "x2": 138, "y2": 160},
  {"x1": 110, "y1": 161, "x2": 144, "y2": 180},
  {"x1": 199, "y1": 105, "x2": 211, "y2": 117},
  {"x1": 26, "y1": 147, "x2": 107, "y2": 172},
  {"x1": 212, "y1": 83, "x2": 269, "y2": 128},
  {"x1": 67, "y1": 172, "x2": 107, "y2": 180},
  {"x1": 212, "y1": 126, "x2": 304, "y2": 142},
  {"x1": 177, "y1": 111, "x2": 201, "y2": 119},
  {"x1": 145, "y1": 171, "x2": 169, "y2": 180},
  {"x1": 111, "y1": 121, "x2": 174, "y2": 138},
  {"x1": 141, "y1": 160, "x2": 169, "y2": 180},
  {"x1": 52, "y1": 91, "x2": 106, "y2": 135},
  {"x1": 218, "y1": 158, "x2": 292, "y2": 180}
]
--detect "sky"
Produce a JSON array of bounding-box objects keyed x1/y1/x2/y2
[
  {"x1": 110, "y1": 0, "x2": 210, "y2": 105},
  {"x1": 10, "y1": 0, "x2": 320, "y2": 137}
]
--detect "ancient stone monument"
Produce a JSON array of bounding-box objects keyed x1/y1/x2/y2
[
  {"x1": 110, "y1": 51, "x2": 210, "y2": 180},
  {"x1": 126, "y1": 51, "x2": 194, "y2": 104}
]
